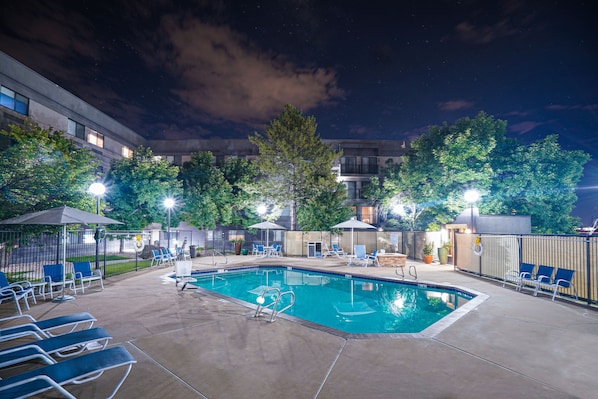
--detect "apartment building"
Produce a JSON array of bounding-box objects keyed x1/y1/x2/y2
[{"x1": 1, "y1": 51, "x2": 409, "y2": 225}]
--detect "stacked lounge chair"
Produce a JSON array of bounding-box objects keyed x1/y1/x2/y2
[{"x1": 0, "y1": 312, "x2": 136, "y2": 398}]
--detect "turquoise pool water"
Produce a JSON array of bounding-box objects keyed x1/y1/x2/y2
[{"x1": 187, "y1": 266, "x2": 474, "y2": 334}]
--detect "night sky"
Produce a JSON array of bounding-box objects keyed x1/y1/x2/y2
[{"x1": 1, "y1": 1, "x2": 597, "y2": 223}]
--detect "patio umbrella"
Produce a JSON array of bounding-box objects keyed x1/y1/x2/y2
[
  {"x1": 332, "y1": 218, "x2": 376, "y2": 254},
  {"x1": 248, "y1": 221, "x2": 286, "y2": 247},
  {"x1": 0, "y1": 205, "x2": 122, "y2": 302}
]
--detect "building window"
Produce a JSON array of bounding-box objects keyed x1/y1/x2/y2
[
  {"x1": 360, "y1": 206, "x2": 377, "y2": 224},
  {"x1": 67, "y1": 119, "x2": 86, "y2": 140},
  {"x1": 122, "y1": 146, "x2": 133, "y2": 158},
  {"x1": 341, "y1": 156, "x2": 358, "y2": 174},
  {"x1": 87, "y1": 130, "x2": 104, "y2": 148},
  {"x1": 362, "y1": 157, "x2": 378, "y2": 174},
  {"x1": 0, "y1": 86, "x2": 29, "y2": 115},
  {"x1": 344, "y1": 181, "x2": 357, "y2": 199}
]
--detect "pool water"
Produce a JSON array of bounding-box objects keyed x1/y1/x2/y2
[{"x1": 187, "y1": 266, "x2": 474, "y2": 334}]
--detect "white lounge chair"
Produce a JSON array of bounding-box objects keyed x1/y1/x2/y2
[
  {"x1": 175, "y1": 260, "x2": 197, "y2": 290},
  {"x1": 0, "y1": 346, "x2": 136, "y2": 399}
]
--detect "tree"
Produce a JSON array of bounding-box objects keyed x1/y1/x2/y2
[
  {"x1": 0, "y1": 120, "x2": 99, "y2": 221},
  {"x1": 180, "y1": 151, "x2": 232, "y2": 235},
  {"x1": 249, "y1": 104, "x2": 341, "y2": 230},
  {"x1": 379, "y1": 112, "x2": 590, "y2": 233},
  {"x1": 487, "y1": 135, "x2": 590, "y2": 233},
  {"x1": 105, "y1": 146, "x2": 182, "y2": 230},
  {"x1": 220, "y1": 156, "x2": 260, "y2": 228},
  {"x1": 296, "y1": 183, "x2": 353, "y2": 230}
]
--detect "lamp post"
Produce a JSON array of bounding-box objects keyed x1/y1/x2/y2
[
  {"x1": 164, "y1": 198, "x2": 175, "y2": 250},
  {"x1": 463, "y1": 189, "x2": 480, "y2": 233},
  {"x1": 257, "y1": 204, "x2": 266, "y2": 244},
  {"x1": 88, "y1": 182, "x2": 106, "y2": 270}
]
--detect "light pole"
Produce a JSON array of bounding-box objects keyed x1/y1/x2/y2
[
  {"x1": 89, "y1": 182, "x2": 106, "y2": 270},
  {"x1": 257, "y1": 204, "x2": 266, "y2": 244},
  {"x1": 463, "y1": 189, "x2": 480, "y2": 233},
  {"x1": 164, "y1": 198, "x2": 175, "y2": 250}
]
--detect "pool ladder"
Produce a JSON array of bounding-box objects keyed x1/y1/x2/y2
[{"x1": 253, "y1": 287, "x2": 295, "y2": 323}]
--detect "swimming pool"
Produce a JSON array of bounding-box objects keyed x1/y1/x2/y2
[{"x1": 182, "y1": 266, "x2": 480, "y2": 336}]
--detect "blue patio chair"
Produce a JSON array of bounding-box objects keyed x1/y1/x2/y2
[
  {"x1": 351, "y1": 245, "x2": 371, "y2": 267},
  {"x1": 503, "y1": 262, "x2": 535, "y2": 291},
  {"x1": 0, "y1": 312, "x2": 96, "y2": 343},
  {"x1": 73, "y1": 261, "x2": 104, "y2": 293},
  {"x1": 255, "y1": 244, "x2": 265, "y2": 257},
  {"x1": 332, "y1": 244, "x2": 345, "y2": 257},
  {"x1": 0, "y1": 271, "x2": 36, "y2": 315},
  {"x1": 42, "y1": 264, "x2": 76, "y2": 299},
  {"x1": 161, "y1": 248, "x2": 176, "y2": 265},
  {"x1": 271, "y1": 244, "x2": 282, "y2": 257},
  {"x1": 534, "y1": 268, "x2": 578, "y2": 301},
  {"x1": 150, "y1": 249, "x2": 163, "y2": 267},
  {"x1": 0, "y1": 345, "x2": 136, "y2": 399},
  {"x1": 0, "y1": 327, "x2": 112, "y2": 369},
  {"x1": 367, "y1": 250, "x2": 378, "y2": 266},
  {"x1": 520, "y1": 265, "x2": 554, "y2": 292}
]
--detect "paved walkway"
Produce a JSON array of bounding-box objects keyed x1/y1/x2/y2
[{"x1": 2, "y1": 255, "x2": 597, "y2": 398}]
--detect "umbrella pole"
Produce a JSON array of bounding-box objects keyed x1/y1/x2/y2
[{"x1": 53, "y1": 224, "x2": 74, "y2": 302}]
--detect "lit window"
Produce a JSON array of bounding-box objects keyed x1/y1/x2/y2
[
  {"x1": 67, "y1": 119, "x2": 86, "y2": 140},
  {"x1": 122, "y1": 146, "x2": 133, "y2": 158},
  {"x1": 87, "y1": 130, "x2": 104, "y2": 148},
  {"x1": 0, "y1": 86, "x2": 29, "y2": 115},
  {"x1": 361, "y1": 206, "x2": 377, "y2": 224}
]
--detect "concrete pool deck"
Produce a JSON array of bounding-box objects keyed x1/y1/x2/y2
[{"x1": 1, "y1": 255, "x2": 597, "y2": 398}]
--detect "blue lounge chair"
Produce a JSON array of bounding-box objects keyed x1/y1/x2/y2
[
  {"x1": 150, "y1": 249, "x2": 163, "y2": 266},
  {"x1": 332, "y1": 244, "x2": 345, "y2": 257},
  {"x1": 43, "y1": 264, "x2": 76, "y2": 299},
  {"x1": 73, "y1": 261, "x2": 104, "y2": 293},
  {"x1": 503, "y1": 262, "x2": 535, "y2": 291},
  {"x1": 534, "y1": 268, "x2": 578, "y2": 301},
  {"x1": 0, "y1": 271, "x2": 36, "y2": 315},
  {"x1": 0, "y1": 345, "x2": 136, "y2": 399},
  {"x1": 0, "y1": 327, "x2": 112, "y2": 369},
  {"x1": 351, "y1": 245, "x2": 372, "y2": 267},
  {"x1": 0, "y1": 312, "x2": 96, "y2": 342}
]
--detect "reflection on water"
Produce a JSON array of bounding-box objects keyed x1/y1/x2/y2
[{"x1": 191, "y1": 267, "x2": 473, "y2": 334}]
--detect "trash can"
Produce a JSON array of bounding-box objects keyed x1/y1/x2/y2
[{"x1": 189, "y1": 245, "x2": 197, "y2": 258}]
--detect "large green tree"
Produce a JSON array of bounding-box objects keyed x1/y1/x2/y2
[
  {"x1": 379, "y1": 112, "x2": 590, "y2": 233},
  {"x1": 296, "y1": 183, "x2": 353, "y2": 231},
  {"x1": 487, "y1": 135, "x2": 590, "y2": 233},
  {"x1": 249, "y1": 104, "x2": 341, "y2": 230},
  {"x1": 220, "y1": 156, "x2": 260, "y2": 228},
  {"x1": 180, "y1": 151, "x2": 233, "y2": 232},
  {"x1": 0, "y1": 120, "x2": 98, "y2": 221},
  {"x1": 105, "y1": 146, "x2": 183, "y2": 230}
]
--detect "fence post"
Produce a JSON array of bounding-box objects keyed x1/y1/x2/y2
[{"x1": 586, "y1": 236, "x2": 592, "y2": 306}]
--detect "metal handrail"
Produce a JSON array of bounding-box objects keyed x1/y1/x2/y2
[{"x1": 253, "y1": 287, "x2": 295, "y2": 322}]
